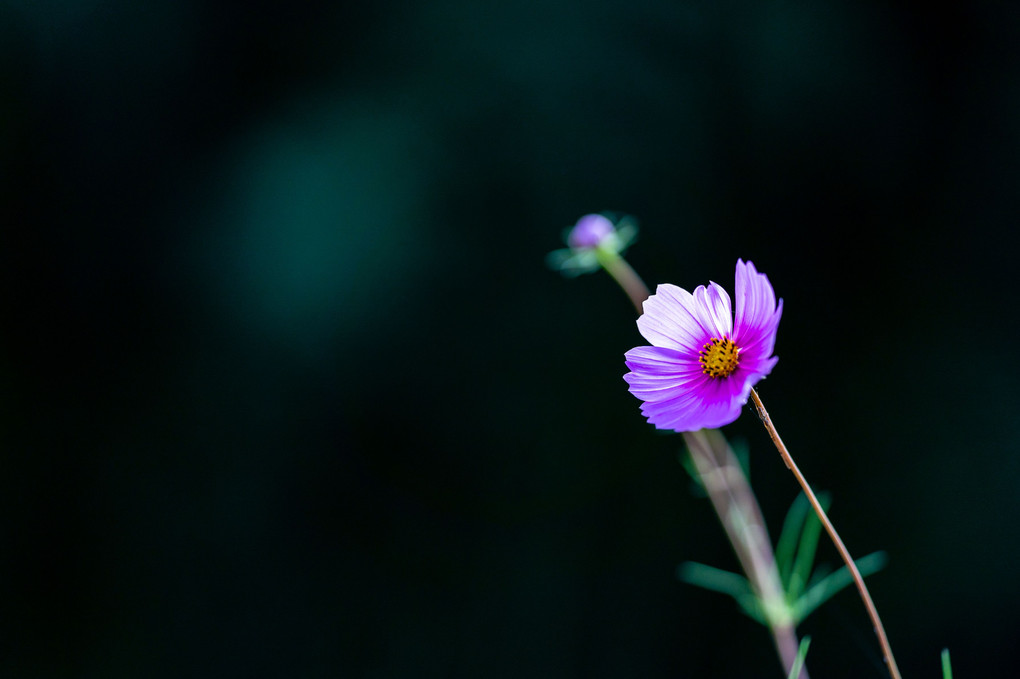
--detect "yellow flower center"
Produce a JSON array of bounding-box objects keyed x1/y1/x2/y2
[{"x1": 699, "y1": 336, "x2": 740, "y2": 378}]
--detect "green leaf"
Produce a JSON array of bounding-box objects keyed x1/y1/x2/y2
[
  {"x1": 676, "y1": 561, "x2": 766, "y2": 625},
  {"x1": 941, "y1": 648, "x2": 952, "y2": 679},
  {"x1": 787, "y1": 636, "x2": 811, "y2": 679},
  {"x1": 789, "y1": 492, "x2": 830, "y2": 601},
  {"x1": 790, "y1": 551, "x2": 888, "y2": 623},
  {"x1": 775, "y1": 491, "x2": 830, "y2": 598},
  {"x1": 775, "y1": 492, "x2": 810, "y2": 588}
]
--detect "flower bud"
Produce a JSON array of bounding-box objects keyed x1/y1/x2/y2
[{"x1": 567, "y1": 213, "x2": 615, "y2": 249}]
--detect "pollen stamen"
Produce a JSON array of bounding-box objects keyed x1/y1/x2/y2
[{"x1": 699, "y1": 336, "x2": 740, "y2": 378}]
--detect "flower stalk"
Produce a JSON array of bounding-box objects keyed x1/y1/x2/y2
[
  {"x1": 749, "y1": 389, "x2": 902, "y2": 679},
  {"x1": 595, "y1": 248, "x2": 647, "y2": 315},
  {"x1": 595, "y1": 247, "x2": 808, "y2": 679},
  {"x1": 684, "y1": 429, "x2": 807, "y2": 678}
]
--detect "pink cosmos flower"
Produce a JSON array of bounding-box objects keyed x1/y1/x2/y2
[{"x1": 623, "y1": 259, "x2": 783, "y2": 431}]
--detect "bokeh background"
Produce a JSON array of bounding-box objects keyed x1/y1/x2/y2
[{"x1": 3, "y1": 1, "x2": 1020, "y2": 677}]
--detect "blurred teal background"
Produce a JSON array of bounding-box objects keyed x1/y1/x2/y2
[{"x1": 2, "y1": 1, "x2": 1020, "y2": 676}]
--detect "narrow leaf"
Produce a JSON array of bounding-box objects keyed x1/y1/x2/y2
[
  {"x1": 676, "y1": 561, "x2": 766, "y2": 625},
  {"x1": 787, "y1": 636, "x2": 811, "y2": 679},
  {"x1": 775, "y1": 493, "x2": 810, "y2": 587},
  {"x1": 790, "y1": 551, "x2": 887, "y2": 623},
  {"x1": 790, "y1": 492, "x2": 830, "y2": 601}
]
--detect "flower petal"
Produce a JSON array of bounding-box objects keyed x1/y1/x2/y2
[
  {"x1": 637, "y1": 374, "x2": 748, "y2": 431},
  {"x1": 736, "y1": 297, "x2": 783, "y2": 360},
  {"x1": 636, "y1": 284, "x2": 711, "y2": 352},
  {"x1": 735, "y1": 353, "x2": 779, "y2": 379},
  {"x1": 629, "y1": 376, "x2": 707, "y2": 410},
  {"x1": 624, "y1": 346, "x2": 703, "y2": 402},
  {"x1": 734, "y1": 260, "x2": 781, "y2": 345},
  {"x1": 692, "y1": 282, "x2": 733, "y2": 339},
  {"x1": 623, "y1": 345, "x2": 690, "y2": 373}
]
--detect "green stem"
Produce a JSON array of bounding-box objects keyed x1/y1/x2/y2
[
  {"x1": 684, "y1": 430, "x2": 808, "y2": 679},
  {"x1": 750, "y1": 389, "x2": 902, "y2": 679},
  {"x1": 597, "y1": 249, "x2": 649, "y2": 314}
]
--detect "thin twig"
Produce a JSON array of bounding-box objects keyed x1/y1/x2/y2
[{"x1": 750, "y1": 388, "x2": 902, "y2": 679}]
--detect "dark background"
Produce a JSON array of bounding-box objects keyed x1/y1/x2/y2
[{"x1": 3, "y1": 1, "x2": 1019, "y2": 677}]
